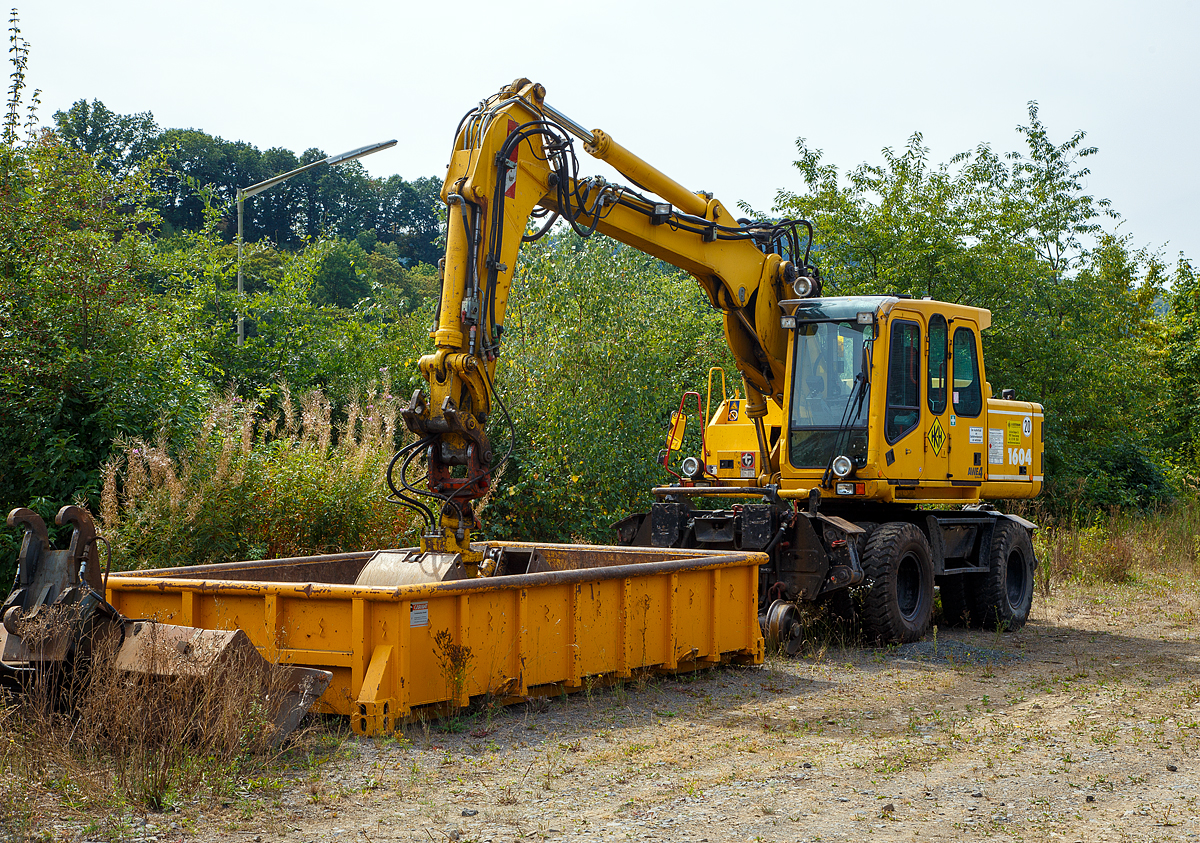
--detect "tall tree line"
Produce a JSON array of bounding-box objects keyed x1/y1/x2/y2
[{"x1": 52, "y1": 99, "x2": 443, "y2": 266}]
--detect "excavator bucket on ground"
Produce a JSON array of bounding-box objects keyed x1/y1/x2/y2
[{"x1": 1, "y1": 507, "x2": 331, "y2": 744}]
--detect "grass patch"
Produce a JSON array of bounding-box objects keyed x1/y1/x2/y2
[
  {"x1": 0, "y1": 619, "x2": 326, "y2": 839},
  {"x1": 1032, "y1": 501, "x2": 1200, "y2": 594}
]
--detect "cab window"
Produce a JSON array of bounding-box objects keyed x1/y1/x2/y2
[
  {"x1": 928, "y1": 314, "x2": 947, "y2": 415},
  {"x1": 951, "y1": 326, "x2": 982, "y2": 417},
  {"x1": 885, "y1": 320, "x2": 921, "y2": 443}
]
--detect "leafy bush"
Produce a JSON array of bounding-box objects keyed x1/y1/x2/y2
[
  {"x1": 1083, "y1": 442, "x2": 1172, "y2": 510},
  {"x1": 0, "y1": 129, "x2": 216, "y2": 582},
  {"x1": 481, "y1": 234, "x2": 735, "y2": 542}
]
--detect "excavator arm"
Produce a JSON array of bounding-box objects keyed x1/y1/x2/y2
[{"x1": 398, "y1": 78, "x2": 819, "y2": 559}]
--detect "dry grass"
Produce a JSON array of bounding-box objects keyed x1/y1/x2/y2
[
  {"x1": 1032, "y1": 501, "x2": 1200, "y2": 596},
  {"x1": 4, "y1": 497, "x2": 1196, "y2": 840},
  {"x1": 0, "y1": 617, "x2": 316, "y2": 839},
  {"x1": 98, "y1": 381, "x2": 418, "y2": 569}
]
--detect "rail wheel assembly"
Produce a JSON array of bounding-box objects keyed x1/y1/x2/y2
[{"x1": 765, "y1": 599, "x2": 804, "y2": 656}]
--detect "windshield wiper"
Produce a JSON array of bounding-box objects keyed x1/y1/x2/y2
[{"x1": 821, "y1": 371, "x2": 869, "y2": 489}]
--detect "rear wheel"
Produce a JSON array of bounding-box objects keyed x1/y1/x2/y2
[
  {"x1": 861, "y1": 522, "x2": 934, "y2": 643},
  {"x1": 976, "y1": 520, "x2": 1036, "y2": 631}
]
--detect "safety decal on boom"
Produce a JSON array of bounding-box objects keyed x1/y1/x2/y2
[
  {"x1": 505, "y1": 119, "x2": 519, "y2": 199},
  {"x1": 927, "y1": 417, "x2": 946, "y2": 457}
]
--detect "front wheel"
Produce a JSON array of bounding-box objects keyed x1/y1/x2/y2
[
  {"x1": 976, "y1": 520, "x2": 1036, "y2": 631},
  {"x1": 861, "y1": 522, "x2": 934, "y2": 643}
]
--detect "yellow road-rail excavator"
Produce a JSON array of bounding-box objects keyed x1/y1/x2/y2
[
  {"x1": 395, "y1": 78, "x2": 1043, "y2": 648},
  {"x1": 0, "y1": 78, "x2": 1043, "y2": 734}
]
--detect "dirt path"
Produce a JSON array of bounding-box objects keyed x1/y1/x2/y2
[{"x1": 92, "y1": 576, "x2": 1200, "y2": 842}]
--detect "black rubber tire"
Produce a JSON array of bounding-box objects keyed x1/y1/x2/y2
[
  {"x1": 853, "y1": 521, "x2": 879, "y2": 557},
  {"x1": 861, "y1": 522, "x2": 935, "y2": 644},
  {"x1": 938, "y1": 575, "x2": 975, "y2": 627},
  {"x1": 975, "y1": 519, "x2": 1036, "y2": 631}
]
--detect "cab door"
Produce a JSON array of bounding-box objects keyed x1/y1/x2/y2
[
  {"x1": 924, "y1": 313, "x2": 950, "y2": 480},
  {"x1": 945, "y1": 322, "x2": 986, "y2": 482},
  {"x1": 882, "y1": 317, "x2": 924, "y2": 481}
]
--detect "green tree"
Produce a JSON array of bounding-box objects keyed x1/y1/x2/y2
[
  {"x1": 51, "y1": 98, "x2": 159, "y2": 178},
  {"x1": 0, "y1": 133, "x2": 216, "y2": 577},
  {"x1": 773, "y1": 104, "x2": 1164, "y2": 505},
  {"x1": 481, "y1": 233, "x2": 733, "y2": 541},
  {"x1": 1158, "y1": 256, "x2": 1200, "y2": 473},
  {"x1": 311, "y1": 238, "x2": 372, "y2": 308},
  {"x1": 372, "y1": 175, "x2": 444, "y2": 266}
]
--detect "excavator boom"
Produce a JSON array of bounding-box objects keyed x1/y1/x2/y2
[{"x1": 399, "y1": 79, "x2": 817, "y2": 554}]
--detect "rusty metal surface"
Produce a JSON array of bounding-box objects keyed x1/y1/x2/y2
[
  {"x1": 123, "y1": 543, "x2": 730, "y2": 586},
  {"x1": 492, "y1": 542, "x2": 715, "y2": 572},
  {"x1": 122, "y1": 551, "x2": 376, "y2": 584},
  {"x1": 106, "y1": 545, "x2": 768, "y2": 602},
  {"x1": 2, "y1": 507, "x2": 332, "y2": 744},
  {"x1": 2, "y1": 507, "x2": 113, "y2": 664},
  {"x1": 3, "y1": 506, "x2": 102, "y2": 632},
  {"x1": 105, "y1": 540, "x2": 766, "y2": 733},
  {"x1": 651, "y1": 486, "x2": 772, "y2": 497},
  {"x1": 114, "y1": 620, "x2": 331, "y2": 741},
  {"x1": 354, "y1": 550, "x2": 464, "y2": 587}
]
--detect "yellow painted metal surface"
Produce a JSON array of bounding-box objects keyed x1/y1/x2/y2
[
  {"x1": 106, "y1": 544, "x2": 765, "y2": 735},
  {"x1": 688, "y1": 297, "x2": 1044, "y2": 505},
  {"x1": 702, "y1": 397, "x2": 784, "y2": 485}
]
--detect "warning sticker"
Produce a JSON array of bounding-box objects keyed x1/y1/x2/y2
[
  {"x1": 927, "y1": 417, "x2": 946, "y2": 457},
  {"x1": 969, "y1": 426, "x2": 984, "y2": 444},
  {"x1": 727, "y1": 400, "x2": 740, "y2": 422},
  {"x1": 1006, "y1": 420, "x2": 1022, "y2": 446},
  {"x1": 410, "y1": 601, "x2": 429, "y2": 628},
  {"x1": 988, "y1": 429, "x2": 1004, "y2": 465},
  {"x1": 740, "y1": 451, "x2": 756, "y2": 478}
]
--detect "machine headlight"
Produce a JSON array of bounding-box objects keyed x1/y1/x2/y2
[
  {"x1": 792, "y1": 276, "x2": 813, "y2": 297},
  {"x1": 831, "y1": 454, "x2": 853, "y2": 479},
  {"x1": 681, "y1": 456, "x2": 702, "y2": 479}
]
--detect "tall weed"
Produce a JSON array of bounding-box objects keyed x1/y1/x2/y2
[
  {"x1": 99, "y1": 382, "x2": 416, "y2": 569},
  {"x1": 0, "y1": 616, "x2": 301, "y2": 830}
]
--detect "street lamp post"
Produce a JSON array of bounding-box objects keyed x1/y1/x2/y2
[{"x1": 236, "y1": 139, "x2": 397, "y2": 346}]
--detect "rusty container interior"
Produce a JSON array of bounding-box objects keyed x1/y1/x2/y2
[{"x1": 106, "y1": 542, "x2": 766, "y2": 734}]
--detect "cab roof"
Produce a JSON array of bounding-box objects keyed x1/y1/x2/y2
[{"x1": 781, "y1": 295, "x2": 992, "y2": 331}]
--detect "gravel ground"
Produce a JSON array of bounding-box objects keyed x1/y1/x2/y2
[{"x1": 44, "y1": 574, "x2": 1200, "y2": 842}]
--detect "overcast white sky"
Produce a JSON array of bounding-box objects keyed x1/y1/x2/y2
[{"x1": 23, "y1": 0, "x2": 1200, "y2": 265}]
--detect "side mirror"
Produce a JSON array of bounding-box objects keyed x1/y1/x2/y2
[{"x1": 1001, "y1": 388, "x2": 1016, "y2": 400}]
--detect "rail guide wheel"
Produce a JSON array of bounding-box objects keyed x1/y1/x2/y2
[{"x1": 765, "y1": 599, "x2": 804, "y2": 656}]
